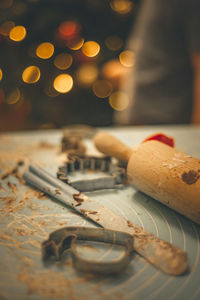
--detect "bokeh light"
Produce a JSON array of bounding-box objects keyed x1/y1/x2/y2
[
  {"x1": 54, "y1": 53, "x2": 73, "y2": 70},
  {"x1": 0, "y1": 68, "x2": 3, "y2": 81},
  {"x1": 109, "y1": 91, "x2": 129, "y2": 111},
  {"x1": 22, "y1": 66, "x2": 40, "y2": 83},
  {"x1": 5, "y1": 88, "x2": 21, "y2": 105},
  {"x1": 76, "y1": 63, "x2": 98, "y2": 86},
  {"x1": 82, "y1": 41, "x2": 100, "y2": 58},
  {"x1": 110, "y1": 0, "x2": 133, "y2": 15},
  {"x1": 119, "y1": 50, "x2": 135, "y2": 67},
  {"x1": 58, "y1": 21, "x2": 81, "y2": 41},
  {"x1": 0, "y1": 21, "x2": 15, "y2": 36},
  {"x1": 36, "y1": 42, "x2": 54, "y2": 59},
  {"x1": 92, "y1": 80, "x2": 112, "y2": 98},
  {"x1": 53, "y1": 74, "x2": 73, "y2": 93},
  {"x1": 105, "y1": 35, "x2": 123, "y2": 51},
  {"x1": 0, "y1": 0, "x2": 134, "y2": 131},
  {"x1": 67, "y1": 37, "x2": 85, "y2": 50},
  {"x1": 101, "y1": 59, "x2": 128, "y2": 87},
  {"x1": 9, "y1": 25, "x2": 26, "y2": 42}
]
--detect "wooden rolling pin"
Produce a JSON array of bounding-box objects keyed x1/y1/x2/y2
[{"x1": 93, "y1": 132, "x2": 200, "y2": 224}]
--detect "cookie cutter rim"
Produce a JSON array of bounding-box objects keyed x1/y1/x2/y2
[
  {"x1": 42, "y1": 226, "x2": 134, "y2": 274},
  {"x1": 57, "y1": 154, "x2": 126, "y2": 192}
]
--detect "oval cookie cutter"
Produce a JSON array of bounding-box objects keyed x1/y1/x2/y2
[{"x1": 42, "y1": 226, "x2": 134, "y2": 274}]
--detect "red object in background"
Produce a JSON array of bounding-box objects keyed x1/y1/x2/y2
[
  {"x1": 143, "y1": 133, "x2": 175, "y2": 147},
  {"x1": 58, "y1": 21, "x2": 81, "y2": 41}
]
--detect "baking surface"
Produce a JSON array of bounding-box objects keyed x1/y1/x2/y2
[{"x1": 0, "y1": 125, "x2": 200, "y2": 300}]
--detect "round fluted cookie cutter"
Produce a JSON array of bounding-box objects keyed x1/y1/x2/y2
[{"x1": 57, "y1": 154, "x2": 127, "y2": 192}]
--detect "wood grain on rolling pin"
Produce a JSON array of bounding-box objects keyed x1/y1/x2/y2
[
  {"x1": 128, "y1": 140, "x2": 200, "y2": 224},
  {"x1": 94, "y1": 132, "x2": 200, "y2": 224}
]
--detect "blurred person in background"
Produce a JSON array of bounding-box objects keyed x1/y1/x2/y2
[{"x1": 106, "y1": 0, "x2": 200, "y2": 126}]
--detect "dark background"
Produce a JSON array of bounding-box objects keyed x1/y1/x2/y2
[{"x1": 0, "y1": 0, "x2": 137, "y2": 131}]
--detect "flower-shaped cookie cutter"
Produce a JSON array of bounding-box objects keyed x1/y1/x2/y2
[{"x1": 57, "y1": 154, "x2": 127, "y2": 192}]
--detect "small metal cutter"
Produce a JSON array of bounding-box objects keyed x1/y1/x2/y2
[
  {"x1": 57, "y1": 154, "x2": 127, "y2": 192},
  {"x1": 42, "y1": 226, "x2": 134, "y2": 274}
]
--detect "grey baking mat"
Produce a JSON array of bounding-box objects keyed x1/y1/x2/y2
[{"x1": 0, "y1": 125, "x2": 200, "y2": 300}]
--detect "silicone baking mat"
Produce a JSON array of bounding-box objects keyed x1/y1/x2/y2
[{"x1": 0, "y1": 125, "x2": 200, "y2": 300}]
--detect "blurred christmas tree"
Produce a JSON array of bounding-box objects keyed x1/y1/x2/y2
[{"x1": 0, "y1": 0, "x2": 137, "y2": 131}]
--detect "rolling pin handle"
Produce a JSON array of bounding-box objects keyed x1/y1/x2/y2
[{"x1": 93, "y1": 132, "x2": 133, "y2": 162}]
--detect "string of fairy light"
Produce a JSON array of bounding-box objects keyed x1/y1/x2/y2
[{"x1": 0, "y1": 0, "x2": 135, "y2": 125}]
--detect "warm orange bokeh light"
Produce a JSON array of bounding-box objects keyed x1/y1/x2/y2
[
  {"x1": 92, "y1": 80, "x2": 112, "y2": 98},
  {"x1": 82, "y1": 41, "x2": 100, "y2": 58},
  {"x1": 53, "y1": 74, "x2": 73, "y2": 93},
  {"x1": 6, "y1": 88, "x2": 21, "y2": 105},
  {"x1": 101, "y1": 59, "x2": 128, "y2": 87},
  {"x1": 76, "y1": 64, "x2": 98, "y2": 86},
  {"x1": 0, "y1": 68, "x2": 3, "y2": 81},
  {"x1": 110, "y1": 0, "x2": 133, "y2": 15},
  {"x1": 22, "y1": 66, "x2": 40, "y2": 83},
  {"x1": 9, "y1": 25, "x2": 26, "y2": 42},
  {"x1": 54, "y1": 53, "x2": 73, "y2": 70},
  {"x1": 36, "y1": 42, "x2": 54, "y2": 59},
  {"x1": 109, "y1": 91, "x2": 129, "y2": 111},
  {"x1": 119, "y1": 50, "x2": 135, "y2": 67},
  {"x1": 67, "y1": 37, "x2": 85, "y2": 50}
]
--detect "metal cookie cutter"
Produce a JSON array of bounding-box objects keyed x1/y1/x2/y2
[
  {"x1": 42, "y1": 226, "x2": 134, "y2": 274},
  {"x1": 57, "y1": 154, "x2": 126, "y2": 192},
  {"x1": 61, "y1": 125, "x2": 97, "y2": 153},
  {"x1": 24, "y1": 164, "x2": 188, "y2": 275}
]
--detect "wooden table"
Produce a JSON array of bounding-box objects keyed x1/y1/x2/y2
[{"x1": 0, "y1": 125, "x2": 200, "y2": 300}]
